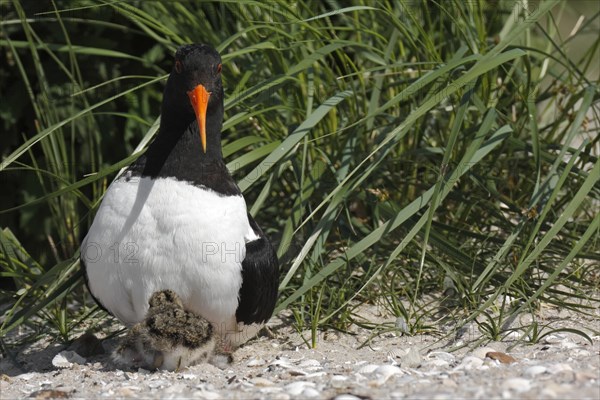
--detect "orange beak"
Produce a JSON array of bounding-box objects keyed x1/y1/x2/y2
[{"x1": 187, "y1": 84, "x2": 210, "y2": 153}]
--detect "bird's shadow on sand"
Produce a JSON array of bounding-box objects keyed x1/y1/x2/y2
[
  {"x1": 0, "y1": 334, "x2": 127, "y2": 377},
  {"x1": 0, "y1": 322, "x2": 288, "y2": 377}
]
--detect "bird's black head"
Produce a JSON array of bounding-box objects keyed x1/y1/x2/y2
[{"x1": 161, "y1": 44, "x2": 224, "y2": 153}]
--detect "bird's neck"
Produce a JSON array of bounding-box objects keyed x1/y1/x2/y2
[
  {"x1": 154, "y1": 101, "x2": 224, "y2": 161},
  {"x1": 142, "y1": 103, "x2": 229, "y2": 181}
]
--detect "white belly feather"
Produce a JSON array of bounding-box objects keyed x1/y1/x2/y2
[{"x1": 82, "y1": 176, "x2": 254, "y2": 336}]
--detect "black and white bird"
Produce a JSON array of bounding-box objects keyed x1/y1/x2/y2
[{"x1": 81, "y1": 44, "x2": 279, "y2": 347}]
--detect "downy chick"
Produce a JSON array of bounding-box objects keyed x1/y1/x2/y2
[{"x1": 113, "y1": 290, "x2": 229, "y2": 371}]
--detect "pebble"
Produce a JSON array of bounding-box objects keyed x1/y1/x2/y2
[
  {"x1": 285, "y1": 381, "x2": 315, "y2": 397},
  {"x1": 401, "y1": 347, "x2": 422, "y2": 368},
  {"x1": 428, "y1": 351, "x2": 455, "y2": 363},
  {"x1": 147, "y1": 379, "x2": 168, "y2": 389},
  {"x1": 421, "y1": 359, "x2": 450, "y2": 370},
  {"x1": 268, "y1": 394, "x2": 290, "y2": 400},
  {"x1": 247, "y1": 358, "x2": 266, "y2": 367},
  {"x1": 547, "y1": 363, "x2": 573, "y2": 374},
  {"x1": 163, "y1": 383, "x2": 188, "y2": 394},
  {"x1": 442, "y1": 378, "x2": 458, "y2": 388},
  {"x1": 455, "y1": 356, "x2": 483, "y2": 370},
  {"x1": 192, "y1": 390, "x2": 221, "y2": 400},
  {"x1": 571, "y1": 348, "x2": 591, "y2": 357},
  {"x1": 544, "y1": 334, "x2": 566, "y2": 344},
  {"x1": 575, "y1": 371, "x2": 598, "y2": 382},
  {"x1": 560, "y1": 341, "x2": 578, "y2": 349},
  {"x1": 503, "y1": 377, "x2": 531, "y2": 392},
  {"x1": 302, "y1": 387, "x2": 321, "y2": 397},
  {"x1": 524, "y1": 365, "x2": 547, "y2": 377},
  {"x1": 299, "y1": 359, "x2": 321, "y2": 368},
  {"x1": 117, "y1": 386, "x2": 140, "y2": 397},
  {"x1": 395, "y1": 317, "x2": 409, "y2": 333},
  {"x1": 252, "y1": 377, "x2": 274, "y2": 387},
  {"x1": 471, "y1": 347, "x2": 497, "y2": 359},
  {"x1": 505, "y1": 331, "x2": 521, "y2": 340},
  {"x1": 333, "y1": 395, "x2": 364, "y2": 400}
]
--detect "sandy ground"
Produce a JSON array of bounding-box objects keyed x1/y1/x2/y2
[{"x1": 1, "y1": 307, "x2": 599, "y2": 399}]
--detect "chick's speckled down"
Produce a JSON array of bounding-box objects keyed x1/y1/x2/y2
[{"x1": 113, "y1": 290, "x2": 230, "y2": 371}]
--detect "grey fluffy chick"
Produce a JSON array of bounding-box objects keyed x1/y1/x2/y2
[{"x1": 113, "y1": 290, "x2": 231, "y2": 371}]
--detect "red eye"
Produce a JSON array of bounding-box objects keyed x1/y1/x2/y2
[
  {"x1": 175, "y1": 60, "x2": 183, "y2": 73},
  {"x1": 216, "y1": 63, "x2": 222, "y2": 74}
]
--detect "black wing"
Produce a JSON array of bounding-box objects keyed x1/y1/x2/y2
[{"x1": 235, "y1": 214, "x2": 279, "y2": 325}]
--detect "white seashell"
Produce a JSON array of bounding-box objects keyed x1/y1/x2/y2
[
  {"x1": 331, "y1": 375, "x2": 348, "y2": 381},
  {"x1": 559, "y1": 341, "x2": 578, "y2": 349},
  {"x1": 16, "y1": 373, "x2": 37, "y2": 381},
  {"x1": 247, "y1": 358, "x2": 266, "y2": 367},
  {"x1": 285, "y1": 381, "x2": 315, "y2": 396},
  {"x1": 330, "y1": 375, "x2": 349, "y2": 389},
  {"x1": 299, "y1": 359, "x2": 321, "y2": 368},
  {"x1": 52, "y1": 350, "x2": 86, "y2": 369},
  {"x1": 387, "y1": 348, "x2": 404, "y2": 361},
  {"x1": 374, "y1": 365, "x2": 403, "y2": 381},
  {"x1": 147, "y1": 379, "x2": 168, "y2": 389},
  {"x1": 269, "y1": 359, "x2": 293, "y2": 369},
  {"x1": 287, "y1": 368, "x2": 308, "y2": 376},
  {"x1": 524, "y1": 365, "x2": 547, "y2": 377},
  {"x1": 543, "y1": 334, "x2": 566, "y2": 344},
  {"x1": 505, "y1": 331, "x2": 521, "y2": 340},
  {"x1": 357, "y1": 364, "x2": 379, "y2": 374}
]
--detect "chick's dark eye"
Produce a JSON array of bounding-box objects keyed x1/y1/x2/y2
[
  {"x1": 175, "y1": 60, "x2": 183, "y2": 73},
  {"x1": 216, "y1": 63, "x2": 222, "y2": 74}
]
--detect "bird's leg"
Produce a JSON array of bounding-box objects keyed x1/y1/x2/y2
[{"x1": 152, "y1": 351, "x2": 164, "y2": 370}]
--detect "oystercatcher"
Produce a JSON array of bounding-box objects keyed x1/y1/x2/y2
[{"x1": 81, "y1": 44, "x2": 279, "y2": 347}]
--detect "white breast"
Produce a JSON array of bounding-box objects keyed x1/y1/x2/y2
[{"x1": 82, "y1": 176, "x2": 254, "y2": 334}]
